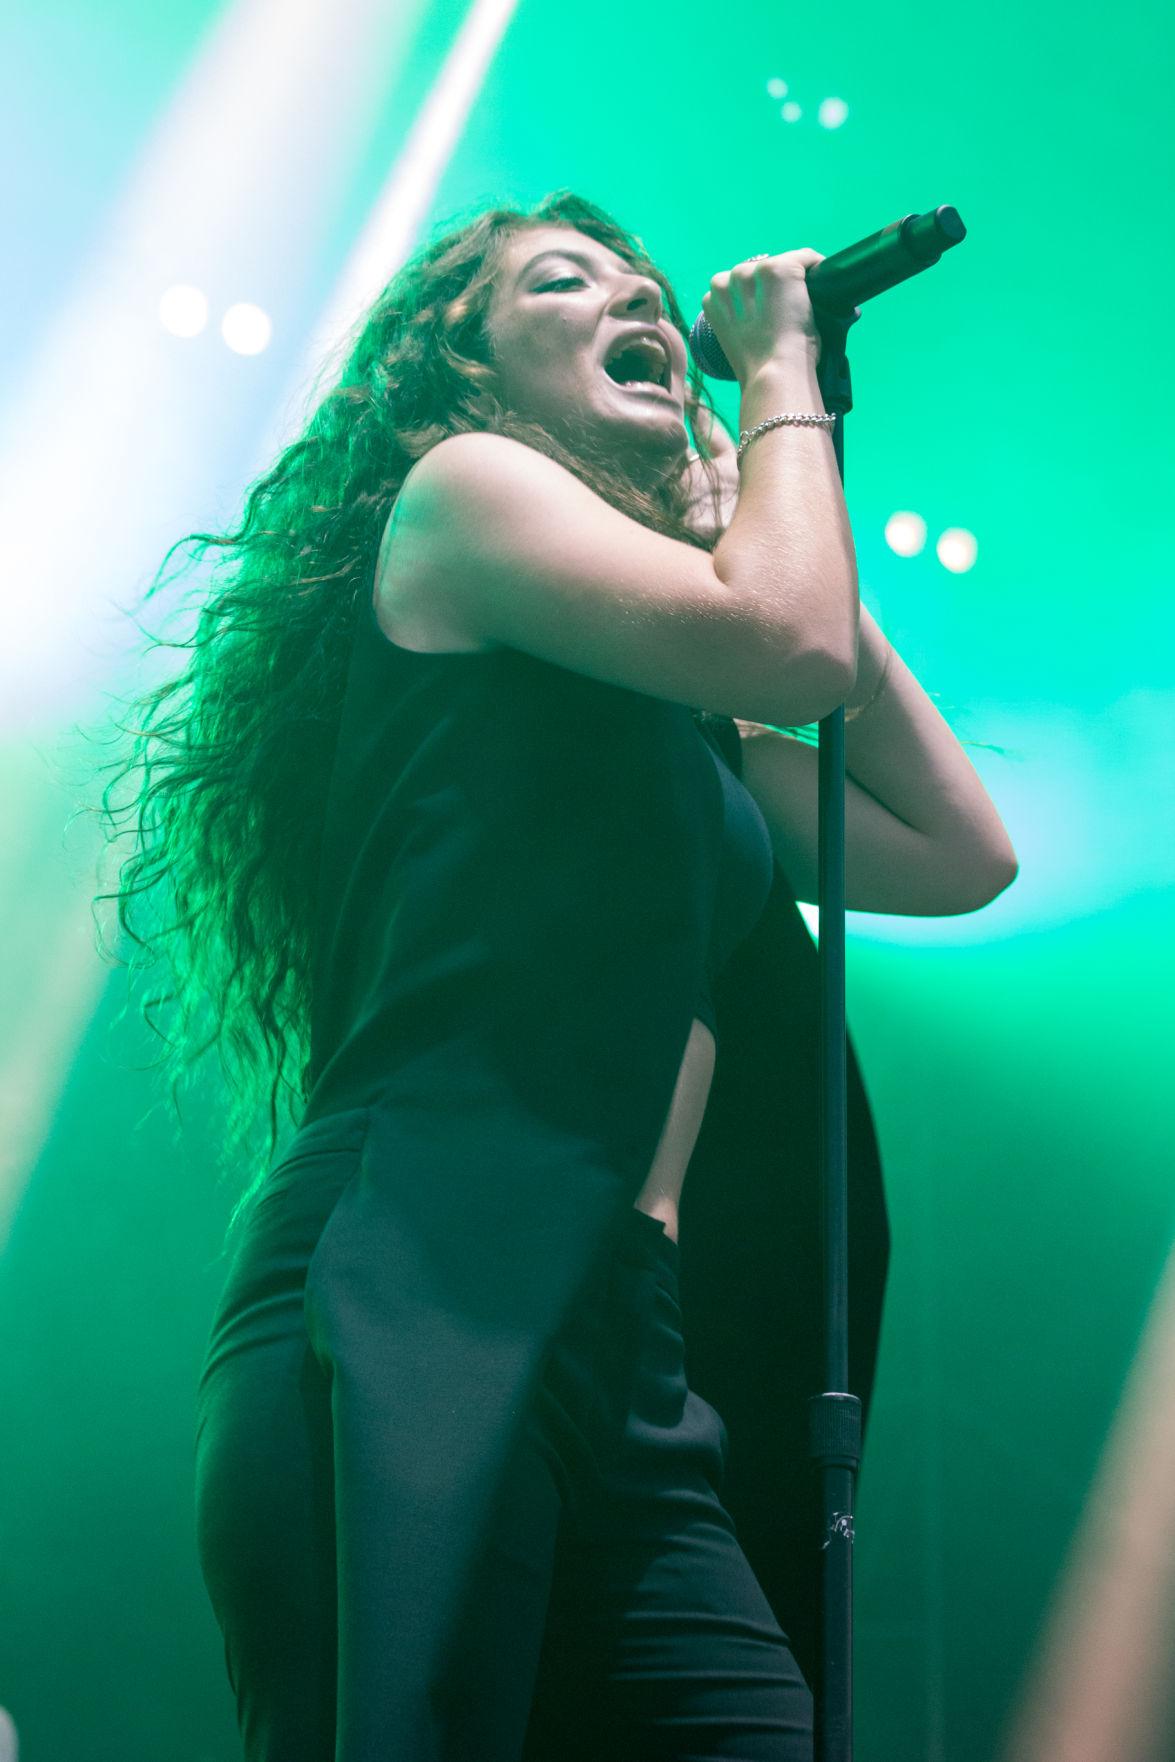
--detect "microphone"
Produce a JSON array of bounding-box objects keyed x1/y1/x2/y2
[{"x1": 688, "y1": 204, "x2": 966, "y2": 379}]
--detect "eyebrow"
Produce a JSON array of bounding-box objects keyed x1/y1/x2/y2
[{"x1": 514, "y1": 247, "x2": 638, "y2": 286}]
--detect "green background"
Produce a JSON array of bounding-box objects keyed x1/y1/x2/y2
[{"x1": 1, "y1": 0, "x2": 1171, "y2": 1756}]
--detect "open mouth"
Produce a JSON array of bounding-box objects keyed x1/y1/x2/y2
[{"x1": 602, "y1": 334, "x2": 673, "y2": 396}]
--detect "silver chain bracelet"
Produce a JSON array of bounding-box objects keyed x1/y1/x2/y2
[{"x1": 737, "y1": 410, "x2": 837, "y2": 468}]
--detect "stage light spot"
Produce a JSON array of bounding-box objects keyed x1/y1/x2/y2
[
  {"x1": 780, "y1": 101, "x2": 802, "y2": 122},
  {"x1": 936, "y1": 527, "x2": 978, "y2": 573},
  {"x1": 885, "y1": 510, "x2": 927, "y2": 556},
  {"x1": 766, "y1": 77, "x2": 788, "y2": 99},
  {"x1": 221, "y1": 302, "x2": 273, "y2": 356},
  {"x1": 158, "y1": 284, "x2": 208, "y2": 338},
  {"x1": 818, "y1": 96, "x2": 849, "y2": 129}
]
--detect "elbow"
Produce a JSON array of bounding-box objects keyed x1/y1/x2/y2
[
  {"x1": 731, "y1": 632, "x2": 851, "y2": 726},
  {"x1": 751, "y1": 656, "x2": 852, "y2": 728},
  {"x1": 984, "y1": 833, "x2": 1020, "y2": 900},
  {"x1": 953, "y1": 852, "x2": 1020, "y2": 913},
  {"x1": 988, "y1": 853, "x2": 1020, "y2": 900},
  {"x1": 792, "y1": 647, "x2": 857, "y2": 725}
]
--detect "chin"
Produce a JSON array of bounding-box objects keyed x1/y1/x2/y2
[
  {"x1": 547, "y1": 401, "x2": 686, "y2": 480},
  {"x1": 621, "y1": 416, "x2": 688, "y2": 465},
  {"x1": 602, "y1": 400, "x2": 685, "y2": 443}
]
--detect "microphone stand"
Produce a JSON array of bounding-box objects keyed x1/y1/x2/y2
[
  {"x1": 807, "y1": 212, "x2": 966, "y2": 1760},
  {"x1": 807, "y1": 298, "x2": 862, "y2": 1762},
  {"x1": 691, "y1": 207, "x2": 967, "y2": 1761},
  {"x1": 808, "y1": 222, "x2": 965, "y2": 1759}
]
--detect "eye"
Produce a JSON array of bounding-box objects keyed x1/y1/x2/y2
[{"x1": 535, "y1": 273, "x2": 670, "y2": 320}]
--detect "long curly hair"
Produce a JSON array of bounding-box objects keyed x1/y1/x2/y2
[{"x1": 84, "y1": 190, "x2": 737, "y2": 1232}]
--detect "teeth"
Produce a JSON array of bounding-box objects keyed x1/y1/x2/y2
[{"x1": 604, "y1": 334, "x2": 670, "y2": 389}]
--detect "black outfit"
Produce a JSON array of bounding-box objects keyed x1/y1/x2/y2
[{"x1": 194, "y1": 584, "x2": 890, "y2": 1758}]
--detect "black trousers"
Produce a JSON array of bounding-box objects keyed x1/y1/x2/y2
[{"x1": 195, "y1": 1163, "x2": 813, "y2": 1760}]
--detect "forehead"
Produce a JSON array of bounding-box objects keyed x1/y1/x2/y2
[{"x1": 501, "y1": 227, "x2": 641, "y2": 285}]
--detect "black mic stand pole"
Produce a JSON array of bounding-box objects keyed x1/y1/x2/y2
[
  {"x1": 691, "y1": 207, "x2": 967, "y2": 1760},
  {"x1": 808, "y1": 213, "x2": 965, "y2": 1761},
  {"x1": 807, "y1": 297, "x2": 862, "y2": 1762}
]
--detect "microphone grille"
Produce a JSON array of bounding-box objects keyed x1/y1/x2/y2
[{"x1": 688, "y1": 313, "x2": 737, "y2": 381}]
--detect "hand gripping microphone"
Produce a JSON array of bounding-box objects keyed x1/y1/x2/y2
[{"x1": 688, "y1": 205, "x2": 966, "y2": 379}]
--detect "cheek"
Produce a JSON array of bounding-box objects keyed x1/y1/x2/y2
[
  {"x1": 492, "y1": 319, "x2": 598, "y2": 411},
  {"x1": 528, "y1": 343, "x2": 592, "y2": 398}
]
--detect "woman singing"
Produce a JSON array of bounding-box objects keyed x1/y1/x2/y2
[{"x1": 97, "y1": 189, "x2": 1017, "y2": 1759}]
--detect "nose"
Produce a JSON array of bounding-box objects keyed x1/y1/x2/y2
[{"x1": 611, "y1": 270, "x2": 667, "y2": 319}]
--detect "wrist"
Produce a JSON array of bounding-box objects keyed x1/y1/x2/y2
[
  {"x1": 739, "y1": 352, "x2": 828, "y2": 433},
  {"x1": 740, "y1": 346, "x2": 823, "y2": 395},
  {"x1": 744, "y1": 337, "x2": 822, "y2": 371}
]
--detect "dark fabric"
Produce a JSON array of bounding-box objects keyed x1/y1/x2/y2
[
  {"x1": 195, "y1": 585, "x2": 891, "y2": 1753},
  {"x1": 692, "y1": 739, "x2": 775, "y2": 1040},
  {"x1": 196, "y1": 1193, "x2": 814, "y2": 1760}
]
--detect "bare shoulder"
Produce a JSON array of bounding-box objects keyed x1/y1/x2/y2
[
  {"x1": 373, "y1": 444, "x2": 502, "y2": 654},
  {"x1": 375, "y1": 432, "x2": 847, "y2": 726},
  {"x1": 373, "y1": 434, "x2": 550, "y2": 650},
  {"x1": 396, "y1": 430, "x2": 543, "y2": 510}
]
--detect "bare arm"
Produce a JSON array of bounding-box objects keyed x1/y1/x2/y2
[
  {"x1": 710, "y1": 347, "x2": 859, "y2": 677},
  {"x1": 383, "y1": 432, "x2": 854, "y2": 727},
  {"x1": 838, "y1": 606, "x2": 1018, "y2": 863},
  {"x1": 693, "y1": 434, "x2": 1019, "y2": 910},
  {"x1": 735, "y1": 607, "x2": 1018, "y2": 912}
]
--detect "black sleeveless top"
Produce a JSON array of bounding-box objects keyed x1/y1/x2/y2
[
  {"x1": 290, "y1": 578, "x2": 889, "y2": 1710},
  {"x1": 305, "y1": 585, "x2": 774, "y2": 1122},
  {"x1": 695, "y1": 739, "x2": 774, "y2": 1038}
]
